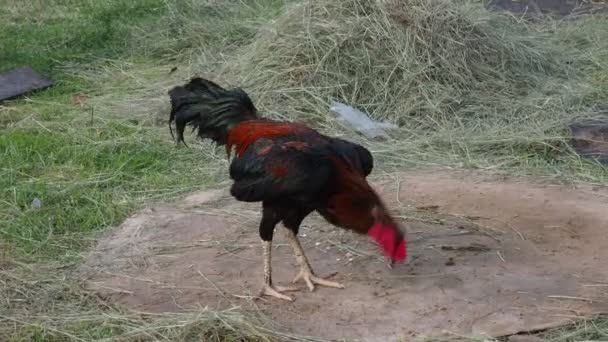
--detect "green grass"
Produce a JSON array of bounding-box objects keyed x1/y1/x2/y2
[
  {"x1": 1, "y1": 0, "x2": 607, "y2": 340},
  {"x1": 0, "y1": 127, "x2": 219, "y2": 257},
  {"x1": 0, "y1": 0, "x2": 287, "y2": 258},
  {"x1": 0, "y1": 0, "x2": 168, "y2": 76}
]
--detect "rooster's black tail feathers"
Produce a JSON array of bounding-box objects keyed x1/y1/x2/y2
[{"x1": 168, "y1": 78, "x2": 257, "y2": 146}]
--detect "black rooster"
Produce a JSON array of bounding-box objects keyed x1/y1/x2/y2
[{"x1": 169, "y1": 78, "x2": 406, "y2": 301}]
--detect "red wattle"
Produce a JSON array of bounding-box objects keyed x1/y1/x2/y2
[{"x1": 368, "y1": 223, "x2": 406, "y2": 262}]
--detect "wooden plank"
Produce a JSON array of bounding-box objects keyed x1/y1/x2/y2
[{"x1": 0, "y1": 66, "x2": 54, "y2": 101}]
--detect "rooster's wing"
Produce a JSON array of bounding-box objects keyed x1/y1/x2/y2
[{"x1": 229, "y1": 137, "x2": 333, "y2": 203}]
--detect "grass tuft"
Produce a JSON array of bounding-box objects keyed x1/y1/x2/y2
[{"x1": 217, "y1": 0, "x2": 608, "y2": 180}]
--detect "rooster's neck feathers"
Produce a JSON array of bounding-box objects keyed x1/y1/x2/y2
[{"x1": 225, "y1": 120, "x2": 310, "y2": 157}]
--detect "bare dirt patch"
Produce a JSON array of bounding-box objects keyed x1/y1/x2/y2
[{"x1": 81, "y1": 171, "x2": 608, "y2": 341}]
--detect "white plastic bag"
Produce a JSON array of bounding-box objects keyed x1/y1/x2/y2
[{"x1": 329, "y1": 101, "x2": 397, "y2": 140}]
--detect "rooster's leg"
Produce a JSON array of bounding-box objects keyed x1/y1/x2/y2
[
  {"x1": 259, "y1": 240, "x2": 298, "y2": 301},
  {"x1": 284, "y1": 230, "x2": 345, "y2": 291}
]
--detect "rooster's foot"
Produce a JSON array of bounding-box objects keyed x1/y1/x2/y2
[
  {"x1": 258, "y1": 283, "x2": 298, "y2": 301},
  {"x1": 292, "y1": 268, "x2": 345, "y2": 292}
]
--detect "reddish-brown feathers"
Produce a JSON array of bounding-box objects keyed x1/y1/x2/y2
[
  {"x1": 255, "y1": 144, "x2": 273, "y2": 156},
  {"x1": 270, "y1": 164, "x2": 289, "y2": 177},
  {"x1": 226, "y1": 120, "x2": 308, "y2": 157},
  {"x1": 325, "y1": 158, "x2": 377, "y2": 233},
  {"x1": 327, "y1": 158, "x2": 406, "y2": 262},
  {"x1": 282, "y1": 141, "x2": 308, "y2": 151}
]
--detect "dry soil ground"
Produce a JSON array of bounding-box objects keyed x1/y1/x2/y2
[{"x1": 81, "y1": 171, "x2": 608, "y2": 341}]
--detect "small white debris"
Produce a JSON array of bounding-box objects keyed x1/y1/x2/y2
[
  {"x1": 315, "y1": 242, "x2": 321, "y2": 246},
  {"x1": 299, "y1": 233, "x2": 307, "y2": 238},
  {"x1": 329, "y1": 100, "x2": 398, "y2": 140},
  {"x1": 31, "y1": 198, "x2": 42, "y2": 210},
  {"x1": 348, "y1": 258, "x2": 354, "y2": 262},
  {"x1": 346, "y1": 252, "x2": 353, "y2": 258}
]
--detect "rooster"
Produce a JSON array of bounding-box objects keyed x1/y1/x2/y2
[{"x1": 168, "y1": 78, "x2": 406, "y2": 301}]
